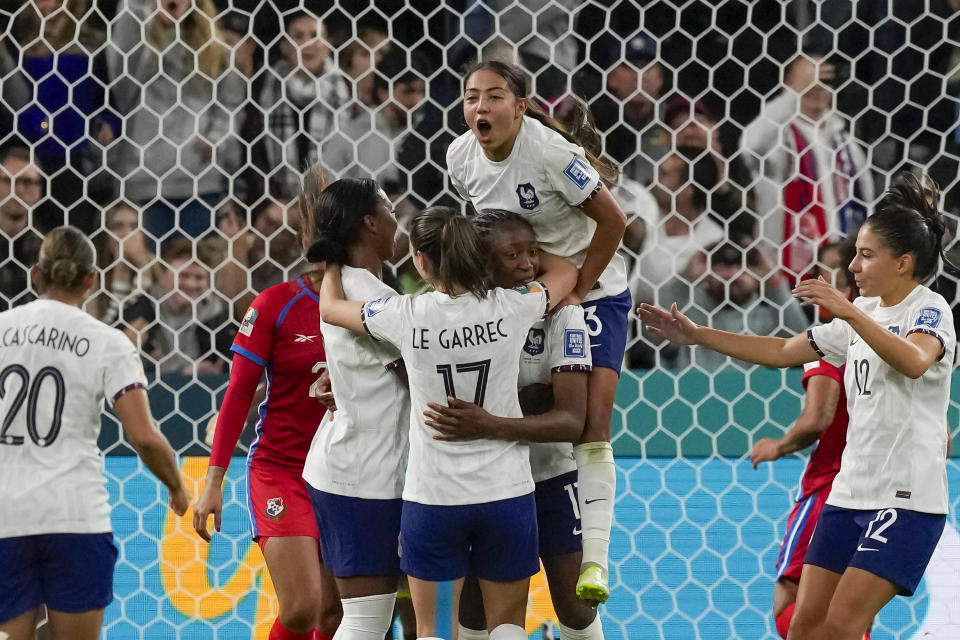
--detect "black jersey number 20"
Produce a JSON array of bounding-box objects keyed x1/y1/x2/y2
[{"x1": 0, "y1": 364, "x2": 66, "y2": 446}]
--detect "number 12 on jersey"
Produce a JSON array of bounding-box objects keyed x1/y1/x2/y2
[{"x1": 435, "y1": 359, "x2": 491, "y2": 405}]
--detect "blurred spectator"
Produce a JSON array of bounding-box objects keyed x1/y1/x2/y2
[
  {"x1": 204, "y1": 200, "x2": 256, "y2": 321},
  {"x1": 629, "y1": 147, "x2": 725, "y2": 307},
  {"x1": 653, "y1": 240, "x2": 809, "y2": 370},
  {"x1": 1, "y1": 0, "x2": 114, "y2": 233},
  {"x1": 127, "y1": 238, "x2": 233, "y2": 377},
  {"x1": 589, "y1": 34, "x2": 668, "y2": 186},
  {"x1": 107, "y1": 0, "x2": 244, "y2": 243},
  {"x1": 260, "y1": 9, "x2": 349, "y2": 198},
  {"x1": 89, "y1": 201, "x2": 155, "y2": 328},
  {"x1": 741, "y1": 52, "x2": 873, "y2": 282},
  {"x1": 0, "y1": 146, "x2": 44, "y2": 310},
  {"x1": 612, "y1": 175, "x2": 658, "y2": 261},
  {"x1": 323, "y1": 56, "x2": 427, "y2": 190},
  {"x1": 246, "y1": 198, "x2": 303, "y2": 295}
]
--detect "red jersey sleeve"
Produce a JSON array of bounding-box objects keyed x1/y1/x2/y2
[
  {"x1": 231, "y1": 289, "x2": 279, "y2": 366},
  {"x1": 801, "y1": 360, "x2": 844, "y2": 390},
  {"x1": 208, "y1": 354, "x2": 264, "y2": 468}
]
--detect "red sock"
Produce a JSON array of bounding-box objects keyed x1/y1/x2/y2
[
  {"x1": 268, "y1": 619, "x2": 313, "y2": 640},
  {"x1": 312, "y1": 632, "x2": 334, "y2": 640},
  {"x1": 864, "y1": 632, "x2": 871, "y2": 640},
  {"x1": 775, "y1": 602, "x2": 795, "y2": 639}
]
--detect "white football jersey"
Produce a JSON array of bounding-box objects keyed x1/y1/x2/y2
[
  {"x1": 303, "y1": 267, "x2": 409, "y2": 499},
  {"x1": 447, "y1": 116, "x2": 628, "y2": 301},
  {"x1": 808, "y1": 285, "x2": 954, "y2": 513},
  {"x1": 0, "y1": 299, "x2": 147, "y2": 537},
  {"x1": 518, "y1": 305, "x2": 591, "y2": 482},
  {"x1": 362, "y1": 282, "x2": 549, "y2": 505}
]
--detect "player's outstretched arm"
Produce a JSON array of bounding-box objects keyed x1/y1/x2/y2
[
  {"x1": 425, "y1": 371, "x2": 587, "y2": 443},
  {"x1": 318, "y1": 263, "x2": 365, "y2": 333},
  {"x1": 637, "y1": 303, "x2": 818, "y2": 368},
  {"x1": 115, "y1": 387, "x2": 190, "y2": 516},
  {"x1": 573, "y1": 186, "x2": 627, "y2": 303},
  {"x1": 537, "y1": 251, "x2": 578, "y2": 312},
  {"x1": 750, "y1": 374, "x2": 840, "y2": 468}
]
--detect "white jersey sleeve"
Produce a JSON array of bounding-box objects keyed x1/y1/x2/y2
[
  {"x1": 361, "y1": 294, "x2": 408, "y2": 349},
  {"x1": 501, "y1": 281, "x2": 550, "y2": 325},
  {"x1": 448, "y1": 164, "x2": 470, "y2": 202},
  {"x1": 547, "y1": 305, "x2": 593, "y2": 373},
  {"x1": 807, "y1": 315, "x2": 852, "y2": 368},
  {"x1": 542, "y1": 137, "x2": 602, "y2": 207},
  {"x1": 102, "y1": 331, "x2": 148, "y2": 407},
  {"x1": 905, "y1": 298, "x2": 954, "y2": 360}
]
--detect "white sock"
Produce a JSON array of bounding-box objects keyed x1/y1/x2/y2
[
  {"x1": 333, "y1": 592, "x2": 397, "y2": 639},
  {"x1": 489, "y1": 624, "x2": 527, "y2": 640},
  {"x1": 574, "y1": 441, "x2": 616, "y2": 574},
  {"x1": 559, "y1": 616, "x2": 605, "y2": 640},
  {"x1": 458, "y1": 624, "x2": 490, "y2": 640}
]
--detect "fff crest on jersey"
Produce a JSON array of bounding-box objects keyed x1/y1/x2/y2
[
  {"x1": 265, "y1": 497, "x2": 286, "y2": 519},
  {"x1": 516, "y1": 183, "x2": 539, "y2": 210},
  {"x1": 524, "y1": 328, "x2": 545, "y2": 355}
]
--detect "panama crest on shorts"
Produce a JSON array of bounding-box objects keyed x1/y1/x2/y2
[{"x1": 265, "y1": 497, "x2": 286, "y2": 520}]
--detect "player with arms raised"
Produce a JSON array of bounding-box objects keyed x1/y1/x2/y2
[
  {"x1": 640, "y1": 173, "x2": 954, "y2": 640},
  {"x1": 447, "y1": 60, "x2": 629, "y2": 602},
  {"x1": 0, "y1": 227, "x2": 189, "y2": 640}
]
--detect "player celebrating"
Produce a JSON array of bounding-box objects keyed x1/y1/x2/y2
[
  {"x1": 317, "y1": 205, "x2": 578, "y2": 640},
  {"x1": 447, "y1": 60, "x2": 629, "y2": 602},
  {"x1": 639, "y1": 173, "x2": 954, "y2": 640},
  {"x1": 422, "y1": 209, "x2": 603, "y2": 640},
  {"x1": 193, "y1": 170, "x2": 341, "y2": 640},
  {"x1": 0, "y1": 227, "x2": 189, "y2": 640},
  {"x1": 298, "y1": 177, "x2": 410, "y2": 639},
  {"x1": 749, "y1": 239, "x2": 863, "y2": 639}
]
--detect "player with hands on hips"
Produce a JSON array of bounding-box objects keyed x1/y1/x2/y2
[
  {"x1": 423, "y1": 209, "x2": 604, "y2": 640},
  {"x1": 317, "y1": 205, "x2": 578, "y2": 640},
  {"x1": 0, "y1": 227, "x2": 188, "y2": 640},
  {"x1": 447, "y1": 60, "x2": 630, "y2": 603},
  {"x1": 639, "y1": 172, "x2": 955, "y2": 640},
  {"x1": 299, "y1": 177, "x2": 411, "y2": 640},
  {"x1": 192, "y1": 169, "x2": 342, "y2": 640}
]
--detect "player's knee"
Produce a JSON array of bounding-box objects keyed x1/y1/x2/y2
[
  {"x1": 785, "y1": 607, "x2": 820, "y2": 640},
  {"x1": 553, "y1": 589, "x2": 597, "y2": 631},
  {"x1": 820, "y1": 615, "x2": 868, "y2": 640},
  {"x1": 277, "y1": 597, "x2": 318, "y2": 633}
]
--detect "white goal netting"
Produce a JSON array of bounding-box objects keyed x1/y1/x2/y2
[{"x1": 2, "y1": 1, "x2": 960, "y2": 639}]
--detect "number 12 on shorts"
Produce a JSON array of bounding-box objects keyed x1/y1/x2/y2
[{"x1": 859, "y1": 508, "x2": 898, "y2": 551}]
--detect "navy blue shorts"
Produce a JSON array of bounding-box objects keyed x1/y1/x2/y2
[
  {"x1": 0, "y1": 532, "x2": 117, "y2": 622},
  {"x1": 535, "y1": 470, "x2": 582, "y2": 558},
  {"x1": 400, "y1": 494, "x2": 539, "y2": 582},
  {"x1": 581, "y1": 288, "x2": 632, "y2": 374},
  {"x1": 804, "y1": 504, "x2": 946, "y2": 596},
  {"x1": 307, "y1": 485, "x2": 402, "y2": 578}
]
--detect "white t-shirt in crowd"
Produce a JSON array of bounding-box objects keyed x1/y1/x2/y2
[
  {"x1": 0, "y1": 299, "x2": 147, "y2": 538},
  {"x1": 807, "y1": 285, "x2": 954, "y2": 514},
  {"x1": 518, "y1": 305, "x2": 592, "y2": 483},
  {"x1": 303, "y1": 267, "x2": 409, "y2": 500},
  {"x1": 447, "y1": 116, "x2": 628, "y2": 301},
  {"x1": 361, "y1": 283, "x2": 549, "y2": 506}
]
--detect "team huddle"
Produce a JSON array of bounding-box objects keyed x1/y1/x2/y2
[{"x1": 0, "y1": 59, "x2": 954, "y2": 640}]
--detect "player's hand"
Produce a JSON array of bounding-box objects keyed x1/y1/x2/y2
[
  {"x1": 750, "y1": 438, "x2": 782, "y2": 469},
  {"x1": 424, "y1": 397, "x2": 497, "y2": 441},
  {"x1": 169, "y1": 481, "x2": 191, "y2": 517},
  {"x1": 793, "y1": 276, "x2": 855, "y2": 320},
  {"x1": 636, "y1": 302, "x2": 699, "y2": 345},
  {"x1": 309, "y1": 365, "x2": 336, "y2": 412},
  {"x1": 192, "y1": 482, "x2": 223, "y2": 542}
]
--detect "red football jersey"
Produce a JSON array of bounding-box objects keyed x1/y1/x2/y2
[
  {"x1": 798, "y1": 360, "x2": 848, "y2": 499},
  {"x1": 231, "y1": 277, "x2": 327, "y2": 469}
]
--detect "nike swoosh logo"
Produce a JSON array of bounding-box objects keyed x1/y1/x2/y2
[
  {"x1": 573, "y1": 527, "x2": 582, "y2": 536},
  {"x1": 584, "y1": 498, "x2": 607, "y2": 504},
  {"x1": 856, "y1": 544, "x2": 879, "y2": 552}
]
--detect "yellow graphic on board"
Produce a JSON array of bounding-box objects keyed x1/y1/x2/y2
[{"x1": 160, "y1": 457, "x2": 559, "y2": 638}]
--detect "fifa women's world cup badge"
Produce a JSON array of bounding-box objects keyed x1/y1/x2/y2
[{"x1": 264, "y1": 497, "x2": 286, "y2": 519}]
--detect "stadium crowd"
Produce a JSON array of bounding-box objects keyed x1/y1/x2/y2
[{"x1": 1, "y1": 0, "x2": 959, "y2": 377}]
